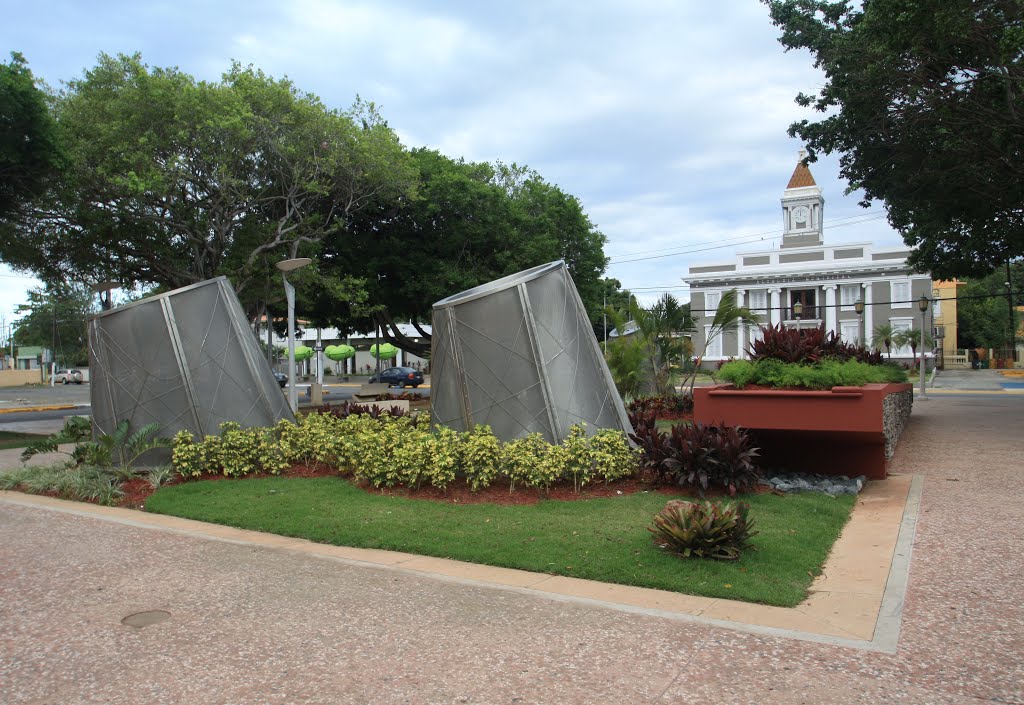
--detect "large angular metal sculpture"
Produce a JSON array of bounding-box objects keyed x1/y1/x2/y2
[
  {"x1": 88, "y1": 277, "x2": 293, "y2": 441},
  {"x1": 431, "y1": 260, "x2": 631, "y2": 443}
]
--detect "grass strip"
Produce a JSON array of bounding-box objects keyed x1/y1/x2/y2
[{"x1": 146, "y1": 476, "x2": 854, "y2": 607}]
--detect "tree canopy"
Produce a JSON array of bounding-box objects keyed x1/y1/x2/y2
[
  {"x1": 1, "y1": 53, "x2": 416, "y2": 313},
  {"x1": 765, "y1": 0, "x2": 1024, "y2": 278},
  {"x1": 0, "y1": 52, "x2": 63, "y2": 227},
  {"x1": 303, "y1": 149, "x2": 609, "y2": 356},
  {"x1": 1, "y1": 53, "x2": 616, "y2": 349}
]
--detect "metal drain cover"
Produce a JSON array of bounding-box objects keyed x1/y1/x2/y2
[{"x1": 121, "y1": 610, "x2": 171, "y2": 628}]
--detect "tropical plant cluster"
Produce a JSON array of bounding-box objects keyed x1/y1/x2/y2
[
  {"x1": 750, "y1": 324, "x2": 883, "y2": 365},
  {"x1": 172, "y1": 412, "x2": 638, "y2": 494},
  {"x1": 628, "y1": 412, "x2": 761, "y2": 496},
  {"x1": 649, "y1": 499, "x2": 758, "y2": 560},
  {"x1": 714, "y1": 323, "x2": 909, "y2": 390},
  {"x1": 1, "y1": 417, "x2": 176, "y2": 505}
]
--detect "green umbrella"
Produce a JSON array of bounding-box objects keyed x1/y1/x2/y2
[
  {"x1": 292, "y1": 345, "x2": 313, "y2": 361},
  {"x1": 369, "y1": 343, "x2": 399, "y2": 359},
  {"x1": 324, "y1": 344, "x2": 356, "y2": 361}
]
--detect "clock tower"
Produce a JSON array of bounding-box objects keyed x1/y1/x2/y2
[{"x1": 780, "y1": 149, "x2": 825, "y2": 249}]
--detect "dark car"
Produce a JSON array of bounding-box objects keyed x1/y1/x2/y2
[
  {"x1": 273, "y1": 370, "x2": 288, "y2": 388},
  {"x1": 369, "y1": 366, "x2": 424, "y2": 388}
]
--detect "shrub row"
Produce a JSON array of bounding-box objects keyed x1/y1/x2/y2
[
  {"x1": 716, "y1": 358, "x2": 908, "y2": 390},
  {"x1": 628, "y1": 411, "x2": 760, "y2": 496},
  {"x1": 172, "y1": 413, "x2": 638, "y2": 493}
]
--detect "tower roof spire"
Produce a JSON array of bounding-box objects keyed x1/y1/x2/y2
[{"x1": 787, "y1": 149, "x2": 817, "y2": 189}]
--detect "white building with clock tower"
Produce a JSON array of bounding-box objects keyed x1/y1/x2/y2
[{"x1": 683, "y1": 152, "x2": 934, "y2": 364}]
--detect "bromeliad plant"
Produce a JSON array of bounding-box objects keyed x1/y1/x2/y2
[{"x1": 648, "y1": 499, "x2": 758, "y2": 560}]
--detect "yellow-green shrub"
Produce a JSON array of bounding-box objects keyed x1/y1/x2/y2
[
  {"x1": 463, "y1": 424, "x2": 502, "y2": 491},
  {"x1": 503, "y1": 433, "x2": 552, "y2": 491}
]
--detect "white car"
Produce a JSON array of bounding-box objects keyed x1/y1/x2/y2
[{"x1": 53, "y1": 369, "x2": 84, "y2": 384}]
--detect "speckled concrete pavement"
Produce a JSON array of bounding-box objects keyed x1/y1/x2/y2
[{"x1": 1, "y1": 394, "x2": 1022, "y2": 704}]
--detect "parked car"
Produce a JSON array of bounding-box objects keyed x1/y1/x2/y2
[
  {"x1": 53, "y1": 369, "x2": 84, "y2": 384},
  {"x1": 273, "y1": 370, "x2": 288, "y2": 388},
  {"x1": 369, "y1": 366, "x2": 424, "y2": 388}
]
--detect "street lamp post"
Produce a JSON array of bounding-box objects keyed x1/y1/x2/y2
[
  {"x1": 792, "y1": 300, "x2": 803, "y2": 334},
  {"x1": 854, "y1": 299, "x2": 865, "y2": 346},
  {"x1": 276, "y1": 257, "x2": 312, "y2": 413},
  {"x1": 918, "y1": 294, "x2": 929, "y2": 399}
]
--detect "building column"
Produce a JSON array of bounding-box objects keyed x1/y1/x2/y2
[
  {"x1": 862, "y1": 282, "x2": 874, "y2": 346},
  {"x1": 736, "y1": 290, "x2": 746, "y2": 358},
  {"x1": 823, "y1": 284, "x2": 837, "y2": 335},
  {"x1": 769, "y1": 288, "x2": 782, "y2": 327}
]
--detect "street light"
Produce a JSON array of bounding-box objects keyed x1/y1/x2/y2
[
  {"x1": 854, "y1": 299, "x2": 865, "y2": 345},
  {"x1": 276, "y1": 257, "x2": 312, "y2": 413},
  {"x1": 918, "y1": 294, "x2": 929, "y2": 399},
  {"x1": 792, "y1": 300, "x2": 803, "y2": 334},
  {"x1": 90, "y1": 280, "x2": 119, "y2": 311}
]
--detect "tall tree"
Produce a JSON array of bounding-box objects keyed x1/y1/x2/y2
[
  {"x1": 0, "y1": 52, "x2": 63, "y2": 229},
  {"x1": 765, "y1": 0, "x2": 1024, "y2": 278},
  {"x1": 305, "y1": 149, "x2": 609, "y2": 356},
  {"x1": 12, "y1": 283, "x2": 95, "y2": 367},
  {"x1": 957, "y1": 261, "x2": 1024, "y2": 350},
  {"x1": 1, "y1": 54, "x2": 416, "y2": 316}
]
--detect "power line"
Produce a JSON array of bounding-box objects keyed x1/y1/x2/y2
[{"x1": 606, "y1": 214, "x2": 887, "y2": 265}]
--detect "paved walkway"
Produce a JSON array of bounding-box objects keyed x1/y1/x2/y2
[{"x1": 1, "y1": 394, "x2": 1022, "y2": 702}]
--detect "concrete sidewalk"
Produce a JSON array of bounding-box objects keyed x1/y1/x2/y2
[{"x1": 0, "y1": 394, "x2": 1022, "y2": 703}]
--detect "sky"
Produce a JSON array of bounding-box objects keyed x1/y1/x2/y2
[{"x1": 0, "y1": 0, "x2": 904, "y2": 332}]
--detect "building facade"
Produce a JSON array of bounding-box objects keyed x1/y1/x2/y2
[{"x1": 683, "y1": 156, "x2": 934, "y2": 364}]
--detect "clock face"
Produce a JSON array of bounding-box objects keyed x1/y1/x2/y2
[{"x1": 793, "y1": 206, "x2": 810, "y2": 226}]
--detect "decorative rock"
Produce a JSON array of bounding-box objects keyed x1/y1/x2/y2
[{"x1": 762, "y1": 472, "x2": 867, "y2": 496}]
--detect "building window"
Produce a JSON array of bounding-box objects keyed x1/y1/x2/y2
[
  {"x1": 705, "y1": 325, "x2": 722, "y2": 358},
  {"x1": 840, "y1": 284, "x2": 860, "y2": 311},
  {"x1": 891, "y1": 318, "x2": 913, "y2": 355},
  {"x1": 789, "y1": 289, "x2": 817, "y2": 320},
  {"x1": 748, "y1": 323, "x2": 764, "y2": 347},
  {"x1": 747, "y1": 289, "x2": 767, "y2": 315},
  {"x1": 703, "y1": 291, "x2": 721, "y2": 316},
  {"x1": 840, "y1": 321, "x2": 861, "y2": 345},
  {"x1": 890, "y1": 280, "x2": 911, "y2": 308}
]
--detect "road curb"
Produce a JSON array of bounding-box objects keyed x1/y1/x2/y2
[{"x1": 0, "y1": 405, "x2": 78, "y2": 415}]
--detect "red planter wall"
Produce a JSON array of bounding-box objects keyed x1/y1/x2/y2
[{"x1": 693, "y1": 383, "x2": 912, "y2": 479}]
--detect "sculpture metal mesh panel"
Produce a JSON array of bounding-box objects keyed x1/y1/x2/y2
[
  {"x1": 88, "y1": 277, "x2": 293, "y2": 441},
  {"x1": 431, "y1": 260, "x2": 631, "y2": 443}
]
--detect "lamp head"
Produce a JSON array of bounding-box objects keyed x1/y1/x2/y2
[
  {"x1": 792, "y1": 301, "x2": 803, "y2": 318},
  {"x1": 918, "y1": 294, "x2": 929, "y2": 312},
  {"x1": 854, "y1": 299, "x2": 864, "y2": 315},
  {"x1": 276, "y1": 257, "x2": 313, "y2": 273}
]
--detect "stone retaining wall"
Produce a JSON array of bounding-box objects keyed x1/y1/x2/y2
[{"x1": 882, "y1": 388, "x2": 913, "y2": 460}]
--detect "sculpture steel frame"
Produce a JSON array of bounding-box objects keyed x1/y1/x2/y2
[
  {"x1": 88, "y1": 277, "x2": 293, "y2": 441},
  {"x1": 430, "y1": 260, "x2": 631, "y2": 443}
]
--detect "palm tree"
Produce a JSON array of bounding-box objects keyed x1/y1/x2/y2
[
  {"x1": 605, "y1": 293, "x2": 694, "y2": 398},
  {"x1": 872, "y1": 323, "x2": 897, "y2": 359},
  {"x1": 893, "y1": 327, "x2": 935, "y2": 370},
  {"x1": 680, "y1": 289, "x2": 759, "y2": 395}
]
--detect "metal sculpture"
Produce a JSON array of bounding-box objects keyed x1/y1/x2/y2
[
  {"x1": 431, "y1": 260, "x2": 631, "y2": 443},
  {"x1": 88, "y1": 277, "x2": 293, "y2": 442}
]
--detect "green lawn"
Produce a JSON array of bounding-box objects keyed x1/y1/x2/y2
[
  {"x1": 0, "y1": 430, "x2": 46, "y2": 451},
  {"x1": 146, "y1": 476, "x2": 855, "y2": 607}
]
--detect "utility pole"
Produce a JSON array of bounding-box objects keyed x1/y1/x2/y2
[{"x1": 1007, "y1": 261, "x2": 1016, "y2": 364}]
